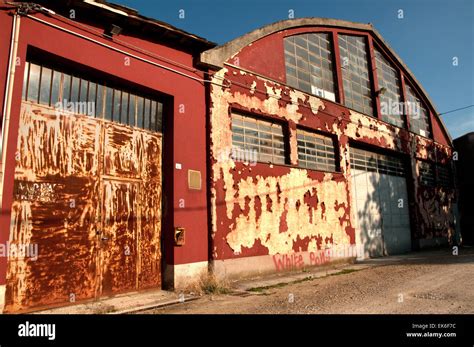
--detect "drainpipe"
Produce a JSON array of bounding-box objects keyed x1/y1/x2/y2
[{"x1": 0, "y1": 12, "x2": 21, "y2": 209}]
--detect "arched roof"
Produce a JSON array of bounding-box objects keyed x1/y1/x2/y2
[{"x1": 201, "y1": 17, "x2": 452, "y2": 143}]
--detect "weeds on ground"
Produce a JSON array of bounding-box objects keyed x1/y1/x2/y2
[
  {"x1": 186, "y1": 273, "x2": 232, "y2": 295},
  {"x1": 93, "y1": 304, "x2": 116, "y2": 314}
]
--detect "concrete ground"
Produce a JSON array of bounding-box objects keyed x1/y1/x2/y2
[
  {"x1": 37, "y1": 290, "x2": 197, "y2": 314},
  {"x1": 35, "y1": 247, "x2": 473, "y2": 314},
  {"x1": 141, "y1": 247, "x2": 474, "y2": 314}
]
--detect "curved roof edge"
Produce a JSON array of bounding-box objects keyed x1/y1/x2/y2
[{"x1": 201, "y1": 17, "x2": 452, "y2": 144}]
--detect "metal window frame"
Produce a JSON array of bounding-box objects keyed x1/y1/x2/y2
[
  {"x1": 350, "y1": 147, "x2": 406, "y2": 177},
  {"x1": 338, "y1": 34, "x2": 374, "y2": 117},
  {"x1": 435, "y1": 163, "x2": 454, "y2": 188},
  {"x1": 418, "y1": 160, "x2": 436, "y2": 187},
  {"x1": 22, "y1": 60, "x2": 164, "y2": 133},
  {"x1": 373, "y1": 45, "x2": 405, "y2": 128},
  {"x1": 405, "y1": 82, "x2": 431, "y2": 138},
  {"x1": 296, "y1": 128, "x2": 337, "y2": 172},
  {"x1": 284, "y1": 33, "x2": 337, "y2": 100},
  {"x1": 231, "y1": 113, "x2": 286, "y2": 165}
]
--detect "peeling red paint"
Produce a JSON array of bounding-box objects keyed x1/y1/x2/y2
[
  {"x1": 209, "y1": 41, "x2": 454, "y2": 268},
  {"x1": 4, "y1": 102, "x2": 162, "y2": 312}
]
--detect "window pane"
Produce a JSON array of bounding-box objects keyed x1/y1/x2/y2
[
  {"x1": 231, "y1": 113, "x2": 286, "y2": 165},
  {"x1": 23, "y1": 61, "x2": 163, "y2": 132},
  {"x1": 350, "y1": 148, "x2": 405, "y2": 177},
  {"x1": 144, "y1": 98, "x2": 150, "y2": 130},
  {"x1": 150, "y1": 100, "x2": 157, "y2": 131},
  {"x1": 418, "y1": 160, "x2": 435, "y2": 186},
  {"x1": 437, "y1": 164, "x2": 453, "y2": 188},
  {"x1": 297, "y1": 129, "x2": 337, "y2": 172},
  {"x1": 22, "y1": 62, "x2": 30, "y2": 101},
  {"x1": 27, "y1": 63, "x2": 40, "y2": 103},
  {"x1": 374, "y1": 47, "x2": 404, "y2": 127},
  {"x1": 113, "y1": 89, "x2": 121, "y2": 122},
  {"x1": 284, "y1": 33, "x2": 336, "y2": 101},
  {"x1": 128, "y1": 94, "x2": 136, "y2": 127},
  {"x1": 62, "y1": 73, "x2": 71, "y2": 103},
  {"x1": 121, "y1": 92, "x2": 129, "y2": 124},
  {"x1": 88, "y1": 82, "x2": 97, "y2": 116},
  {"x1": 339, "y1": 35, "x2": 373, "y2": 116},
  {"x1": 105, "y1": 86, "x2": 114, "y2": 121},
  {"x1": 406, "y1": 83, "x2": 430, "y2": 137},
  {"x1": 156, "y1": 102, "x2": 163, "y2": 132},
  {"x1": 136, "y1": 96, "x2": 144, "y2": 128},
  {"x1": 71, "y1": 76, "x2": 80, "y2": 103},
  {"x1": 50, "y1": 70, "x2": 61, "y2": 106},
  {"x1": 79, "y1": 78, "x2": 88, "y2": 103},
  {"x1": 39, "y1": 67, "x2": 52, "y2": 105},
  {"x1": 96, "y1": 84, "x2": 104, "y2": 118}
]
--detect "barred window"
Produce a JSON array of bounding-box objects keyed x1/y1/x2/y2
[
  {"x1": 297, "y1": 129, "x2": 337, "y2": 172},
  {"x1": 284, "y1": 33, "x2": 336, "y2": 101},
  {"x1": 22, "y1": 61, "x2": 163, "y2": 132},
  {"x1": 350, "y1": 148, "x2": 405, "y2": 177},
  {"x1": 436, "y1": 164, "x2": 454, "y2": 188},
  {"x1": 339, "y1": 35, "x2": 374, "y2": 117},
  {"x1": 418, "y1": 160, "x2": 436, "y2": 187},
  {"x1": 406, "y1": 83, "x2": 430, "y2": 138},
  {"x1": 231, "y1": 113, "x2": 286, "y2": 165},
  {"x1": 374, "y1": 47, "x2": 404, "y2": 128}
]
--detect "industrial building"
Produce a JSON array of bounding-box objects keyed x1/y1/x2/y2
[{"x1": 0, "y1": 0, "x2": 456, "y2": 312}]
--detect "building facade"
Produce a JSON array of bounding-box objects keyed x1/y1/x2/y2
[
  {"x1": 201, "y1": 18, "x2": 456, "y2": 279},
  {"x1": 0, "y1": 0, "x2": 213, "y2": 312},
  {"x1": 0, "y1": 1, "x2": 457, "y2": 312}
]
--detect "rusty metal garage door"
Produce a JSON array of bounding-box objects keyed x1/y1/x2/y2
[
  {"x1": 350, "y1": 147, "x2": 411, "y2": 258},
  {"x1": 5, "y1": 101, "x2": 162, "y2": 312}
]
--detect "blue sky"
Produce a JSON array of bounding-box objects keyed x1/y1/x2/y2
[{"x1": 117, "y1": 0, "x2": 473, "y2": 139}]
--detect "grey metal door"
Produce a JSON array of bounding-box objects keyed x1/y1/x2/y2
[{"x1": 350, "y1": 147, "x2": 411, "y2": 258}]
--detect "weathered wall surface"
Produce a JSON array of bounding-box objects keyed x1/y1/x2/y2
[
  {"x1": 209, "y1": 61, "x2": 455, "y2": 269},
  {"x1": 5, "y1": 102, "x2": 162, "y2": 312},
  {"x1": 0, "y1": 10, "x2": 210, "y2": 292}
]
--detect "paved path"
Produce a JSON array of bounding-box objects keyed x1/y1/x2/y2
[{"x1": 143, "y1": 248, "x2": 474, "y2": 314}]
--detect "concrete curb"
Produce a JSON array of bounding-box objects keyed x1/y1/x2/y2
[{"x1": 113, "y1": 296, "x2": 201, "y2": 314}]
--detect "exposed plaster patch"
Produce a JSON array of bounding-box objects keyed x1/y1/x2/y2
[
  {"x1": 341, "y1": 110, "x2": 401, "y2": 150},
  {"x1": 226, "y1": 170, "x2": 350, "y2": 255},
  {"x1": 209, "y1": 65, "x2": 455, "y2": 260}
]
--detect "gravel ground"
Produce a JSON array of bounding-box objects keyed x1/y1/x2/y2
[{"x1": 142, "y1": 248, "x2": 474, "y2": 314}]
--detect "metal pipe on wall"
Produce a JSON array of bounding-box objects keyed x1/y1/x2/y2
[{"x1": 0, "y1": 13, "x2": 21, "y2": 209}]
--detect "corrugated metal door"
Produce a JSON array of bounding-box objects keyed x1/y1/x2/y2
[
  {"x1": 350, "y1": 147, "x2": 411, "y2": 258},
  {"x1": 5, "y1": 102, "x2": 162, "y2": 312}
]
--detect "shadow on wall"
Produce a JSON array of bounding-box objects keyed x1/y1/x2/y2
[
  {"x1": 354, "y1": 169, "x2": 411, "y2": 258},
  {"x1": 416, "y1": 187, "x2": 455, "y2": 243}
]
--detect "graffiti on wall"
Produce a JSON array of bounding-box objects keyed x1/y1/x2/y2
[{"x1": 209, "y1": 64, "x2": 455, "y2": 263}]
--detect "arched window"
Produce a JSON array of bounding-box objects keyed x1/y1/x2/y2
[
  {"x1": 338, "y1": 35, "x2": 374, "y2": 117},
  {"x1": 405, "y1": 83, "x2": 431, "y2": 138},
  {"x1": 374, "y1": 47, "x2": 404, "y2": 128},
  {"x1": 284, "y1": 33, "x2": 336, "y2": 101}
]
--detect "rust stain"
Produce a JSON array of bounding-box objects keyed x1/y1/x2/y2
[
  {"x1": 5, "y1": 102, "x2": 162, "y2": 312},
  {"x1": 209, "y1": 64, "x2": 455, "y2": 262}
]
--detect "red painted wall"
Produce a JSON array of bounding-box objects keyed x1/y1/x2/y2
[
  {"x1": 234, "y1": 31, "x2": 286, "y2": 82},
  {"x1": 208, "y1": 26, "x2": 455, "y2": 263},
  {"x1": 431, "y1": 112, "x2": 451, "y2": 146},
  {"x1": 231, "y1": 26, "x2": 452, "y2": 147},
  {"x1": 0, "y1": 10, "x2": 209, "y2": 285},
  {"x1": 0, "y1": 9, "x2": 13, "y2": 287}
]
